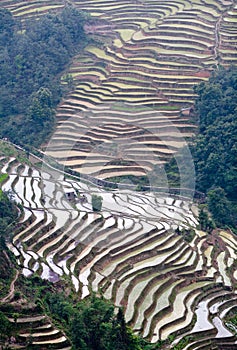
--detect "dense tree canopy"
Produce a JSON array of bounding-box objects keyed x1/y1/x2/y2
[
  {"x1": 0, "y1": 189, "x2": 18, "y2": 237},
  {"x1": 192, "y1": 66, "x2": 237, "y2": 228},
  {"x1": 0, "y1": 6, "x2": 88, "y2": 147},
  {"x1": 0, "y1": 8, "x2": 14, "y2": 47},
  {"x1": 0, "y1": 187, "x2": 18, "y2": 285},
  {"x1": 0, "y1": 311, "x2": 11, "y2": 341},
  {"x1": 44, "y1": 292, "x2": 161, "y2": 350}
]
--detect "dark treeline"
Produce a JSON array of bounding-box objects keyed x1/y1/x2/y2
[
  {"x1": 164, "y1": 66, "x2": 237, "y2": 230},
  {"x1": 44, "y1": 291, "x2": 164, "y2": 350},
  {"x1": 0, "y1": 188, "x2": 18, "y2": 287},
  {"x1": 192, "y1": 66, "x2": 237, "y2": 229},
  {"x1": 0, "y1": 6, "x2": 89, "y2": 147},
  {"x1": 0, "y1": 189, "x2": 18, "y2": 240}
]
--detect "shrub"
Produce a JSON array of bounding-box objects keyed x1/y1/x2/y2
[{"x1": 92, "y1": 194, "x2": 103, "y2": 212}]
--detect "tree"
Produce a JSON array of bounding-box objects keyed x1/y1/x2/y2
[
  {"x1": 191, "y1": 66, "x2": 237, "y2": 229},
  {"x1": 12, "y1": 312, "x2": 19, "y2": 324},
  {"x1": 0, "y1": 311, "x2": 11, "y2": 340},
  {"x1": 207, "y1": 187, "x2": 235, "y2": 227},
  {"x1": 110, "y1": 308, "x2": 131, "y2": 350},
  {"x1": 92, "y1": 194, "x2": 103, "y2": 212},
  {"x1": 0, "y1": 190, "x2": 18, "y2": 237},
  {"x1": 198, "y1": 207, "x2": 215, "y2": 232},
  {"x1": 43, "y1": 290, "x2": 161, "y2": 350},
  {"x1": 69, "y1": 295, "x2": 115, "y2": 350},
  {"x1": 0, "y1": 6, "x2": 89, "y2": 147},
  {"x1": 28, "y1": 87, "x2": 54, "y2": 126},
  {"x1": 0, "y1": 9, "x2": 15, "y2": 47}
]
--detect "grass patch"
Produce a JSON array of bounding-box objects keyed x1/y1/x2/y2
[
  {"x1": 0, "y1": 173, "x2": 8, "y2": 184},
  {"x1": 0, "y1": 141, "x2": 17, "y2": 157},
  {"x1": 110, "y1": 104, "x2": 151, "y2": 112},
  {"x1": 106, "y1": 174, "x2": 150, "y2": 190},
  {"x1": 0, "y1": 140, "x2": 32, "y2": 167}
]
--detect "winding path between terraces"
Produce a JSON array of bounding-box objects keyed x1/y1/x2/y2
[
  {"x1": 213, "y1": 0, "x2": 234, "y2": 63},
  {"x1": 0, "y1": 269, "x2": 20, "y2": 303}
]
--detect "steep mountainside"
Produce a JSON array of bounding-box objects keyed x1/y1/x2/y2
[
  {"x1": 0, "y1": 1, "x2": 237, "y2": 349},
  {"x1": 0, "y1": 146, "x2": 236, "y2": 348}
]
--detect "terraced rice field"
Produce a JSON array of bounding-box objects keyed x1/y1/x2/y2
[
  {"x1": 0, "y1": 153, "x2": 236, "y2": 347},
  {"x1": 3, "y1": 0, "x2": 236, "y2": 179},
  {"x1": 1, "y1": 0, "x2": 237, "y2": 347},
  {"x1": 7, "y1": 314, "x2": 71, "y2": 349}
]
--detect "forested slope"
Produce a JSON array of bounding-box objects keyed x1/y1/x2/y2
[
  {"x1": 0, "y1": 6, "x2": 88, "y2": 147},
  {"x1": 192, "y1": 66, "x2": 237, "y2": 229}
]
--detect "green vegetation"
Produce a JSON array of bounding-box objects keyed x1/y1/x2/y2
[
  {"x1": 44, "y1": 291, "x2": 164, "y2": 350},
  {"x1": 46, "y1": 293, "x2": 135, "y2": 350},
  {"x1": 0, "y1": 6, "x2": 89, "y2": 148},
  {"x1": 226, "y1": 309, "x2": 237, "y2": 335},
  {"x1": 0, "y1": 140, "x2": 31, "y2": 167},
  {"x1": 92, "y1": 194, "x2": 103, "y2": 211},
  {"x1": 106, "y1": 175, "x2": 150, "y2": 190},
  {"x1": 165, "y1": 66, "x2": 237, "y2": 230},
  {"x1": 164, "y1": 159, "x2": 181, "y2": 188},
  {"x1": 0, "y1": 2, "x2": 236, "y2": 349},
  {"x1": 0, "y1": 311, "x2": 11, "y2": 343},
  {"x1": 0, "y1": 140, "x2": 17, "y2": 157},
  {"x1": 192, "y1": 66, "x2": 237, "y2": 229},
  {"x1": 175, "y1": 227, "x2": 196, "y2": 243},
  {"x1": 0, "y1": 272, "x2": 163, "y2": 349},
  {"x1": 0, "y1": 190, "x2": 18, "y2": 297},
  {"x1": 198, "y1": 207, "x2": 215, "y2": 232},
  {"x1": 0, "y1": 190, "x2": 18, "y2": 239},
  {"x1": 0, "y1": 173, "x2": 7, "y2": 184},
  {"x1": 170, "y1": 335, "x2": 192, "y2": 350}
]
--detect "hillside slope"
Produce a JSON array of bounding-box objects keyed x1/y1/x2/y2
[
  {"x1": 2, "y1": 1, "x2": 237, "y2": 182},
  {"x1": 0, "y1": 146, "x2": 236, "y2": 348},
  {"x1": 0, "y1": 1, "x2": 237, "y2": 348}
]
